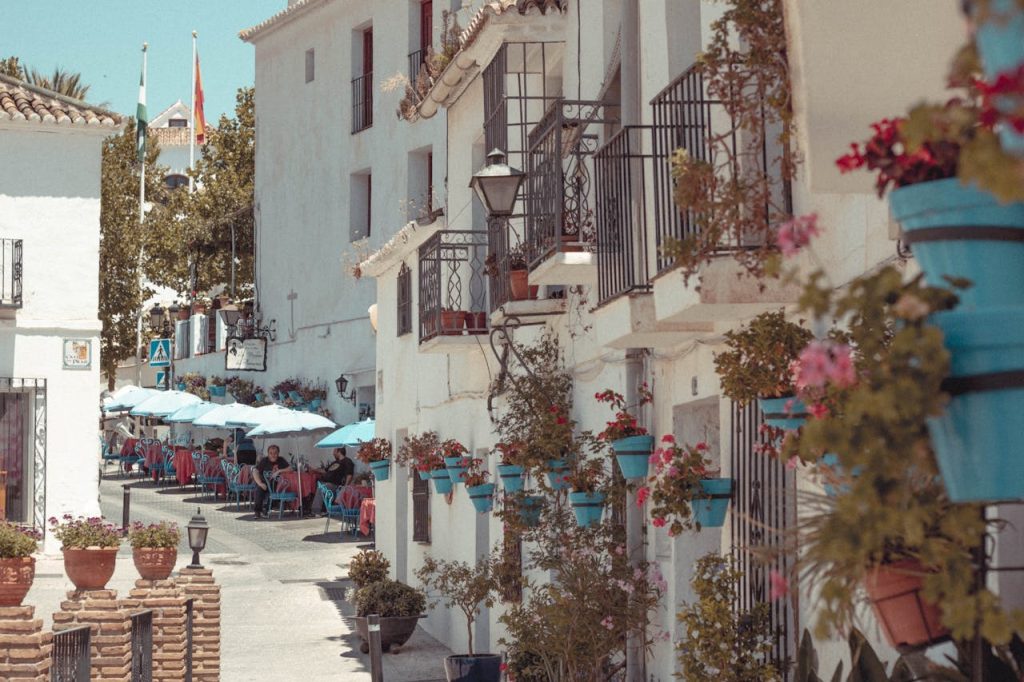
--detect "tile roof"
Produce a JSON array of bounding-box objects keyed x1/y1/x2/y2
[
  {"x1": 0, "y1": 73, "x2": 121, "y2": 128},
  {"x1": 459, "y1": 0, "x2": 567, "y2": 52},
  {"x1": 239, "y1": 0, "x2": 329, "y2": 42}
]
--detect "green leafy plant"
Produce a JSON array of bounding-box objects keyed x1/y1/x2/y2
[
  {"x1": 348, "y1": 549, "x2": 391, "y2": 588},
  {"x1": 353, "y1": 579, "x2": 426, "y2": 618},
  {"x1": 640, "y1": 436, "x2": 718, "y2": 535},
  {"x1": 794, "y1": 628, "x2": 915, "y2": 682},
  {"x1": 0, "y1": 522, "x2": 40, "y2": 559},
  {"x1": 49, "y1": 515, "x2": 121, "y2": 549},
  {"x1": 561, "y1": 452, "x2": 606, "y2": 494},
  {"x1": 416, "y1": 553, "x2": 497, "y2": 655},
  {"x1": 676, "y1": 553, "x2": 783, "y2": 681},
  {"x1": 355, "y1": 438, "x2": 392, "y2": 464},
  {"x1": 126, "y1": 521, "x2": 179, "y2": 549},
  {"x1": 208, "y1": 375, "x2": 224, "y2": 387},
  {"x1": 713, "y1": 310, "x2": 813, "y2": 403}
]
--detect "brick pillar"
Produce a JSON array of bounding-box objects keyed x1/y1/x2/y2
[
  {"x1": 0, "y1": 606, "x2": 52, "y2": 681},
  {"x1": 127, "y1": 579, "x2": 186, "y2": 681},
  {"x1": 175, "y1": 567, "x2": 220, "y2": 682},
  {"x1": 53, "y1": 590, "x2": 131, "y2": 682}
]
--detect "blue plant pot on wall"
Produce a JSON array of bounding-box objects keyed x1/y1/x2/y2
[
  {"x1": 517, "y1": 495, "x2": 544, "y2": 528},
  {"x1": 444, "y1": 456, "x2": 468, "y2": 484},
  {"x1": 309, "y1": 398, "x2": 322, "y2": 410},
  {"x1": 757, "y1": 396, "x2": 808, "y2": 431},
  {"x1": 497, "y1": 464, "x2": 524, "y2": 493},
  {"x1": 417, "y1": 469, "x2": 432, "y2": 481},
  {"x1": 430, "y1": 468, "x2": 453, "y2": 495},
  {"x1": 611, "y1": 435, "x2": 655, "y2": 480},
  {"x1": 369, "y1": 460, "x2": 390, "y2": 482},
  {"x1": 927, "y1": 308, "x2": 1024, "y2": 502},
  {"x1": 891, "y1": 179, "x2": 1024, "y2": 310},
  {"x1": 288, "y1": 390, "x2": 302, "y2": 402},
  {"x1": 691, "y1": 478, "x2": 733, "y2": 529},
  {"x1": 974, "y1": 0, "x2": 1024, "y2": 155},
  {"x1": 254, "y1": 392, "x2": 265, "y2": 402},
  {"x1": 568, "y1": 491, "x2": 606, "y2": 528},
  {"x1": 176, "y1": 383, "x2": 186, "y2": 392},
  {"x1": 467, "y1": 483, "x2": 496, "y2": 514},
  {"x1": 209, "y1": 385, "x2": 226, "y2": 397},
  {"x1": 545, "y1": 459, "x2": 569, "y2": 491}
]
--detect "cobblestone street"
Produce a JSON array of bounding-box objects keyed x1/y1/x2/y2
[{"x1": 28, "y1": 467, "x2": 449, "y2": 681}]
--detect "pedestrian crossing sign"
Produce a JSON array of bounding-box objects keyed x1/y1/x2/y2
[
  {"x1": 156, "y1": 371, "x2": 167, "y2": 388},
  {"x1": 149, "y1": 338, "x2": 171, "y2": 368}
]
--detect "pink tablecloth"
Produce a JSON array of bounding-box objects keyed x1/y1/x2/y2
[
  {"x1": 278, "y1": 470, "x2": 322, "y2": 510},
  {"x1": 359, "y1": 498, "x2": 375, "y2": 536},
  {"x1": 119, "y1": 438, "x2": 139, "y2": 456}
]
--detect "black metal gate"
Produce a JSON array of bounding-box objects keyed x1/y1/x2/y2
[
  {"x1": 51, "y1": 625, "x2": 90, "y2": 682},
  {"x1": 130, "y1": 610, "x2": 153, "y2": 682},
  {"x1": 730, "y1": 401, "x2": 796, "y2": 675},
  {"x1": 185, "y1": 598, "x2": 194, "y2": 682}
]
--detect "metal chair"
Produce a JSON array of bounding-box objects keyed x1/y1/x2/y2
[
  {"x1": 148, "y1": 445, "x2": 169, "y2": 482},
  {"x1": 163, "y1": 448, "x2": 178, "y2": 486},
  {"x1": 100, "y1": 436, "x2": 120, "y2": 471},
  {"x1": 197, "y1": 454, "x2": 225, "y2": 501},
  {"x1": 174, "y1": 433, "x2": 191, "y2": 447},
  {"x1": 225, "y1": 462, "x2": 258, "y2": 511},
  {"x1": 321, "y1": 483, "x2": 360, "y2": 536},
  {"x1": 190, "y1": 451, "x2": 206, "y2": 492},
  {"x1": 265, "y1": 470, "x2": 298, "y2": 519}
]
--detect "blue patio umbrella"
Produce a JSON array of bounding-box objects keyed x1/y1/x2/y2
[
  {"x1": 315, "y1": 419, "x2": 375, "y2": 448},
  {"x1": 165, "y1": 401, "x2": 217, "y2": 424}
]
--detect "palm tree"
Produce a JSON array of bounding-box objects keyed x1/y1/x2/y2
[
  {"x1": 0, "y1": 56, "x2": 23, "y2": 79},
  {"x1": 26, "y1": 67, "x2": 91, "y2": 100}
]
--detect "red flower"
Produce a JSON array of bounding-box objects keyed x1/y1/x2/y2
[
  {"x1": 636, "y1": 486, "x2": 650, "y2": 507},
  {"x1": 499, "y1": 663, "x2": 508, "y2": 672},
  {"x1": 661, "y1": 434, "x2": 675, "y2": 443},
  {"x1": 651, "y1": 517, "x2": 666, "y2": 528}
]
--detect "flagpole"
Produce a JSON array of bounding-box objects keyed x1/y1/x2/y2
[
  {"x1": 189, "y1": 30, "x2": 197, "y2": 193},
  {"x1": 135, "y1": 43, "x2": 148, "y2": 389}
]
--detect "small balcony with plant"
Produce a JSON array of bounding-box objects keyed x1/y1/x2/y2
[{"x1": 417, "y1": 229, "x2": 489, "y2": 351}]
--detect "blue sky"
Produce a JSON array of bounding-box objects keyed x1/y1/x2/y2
[{"x1": 1, "y1": 0, "x2": 284, "y2": 122}]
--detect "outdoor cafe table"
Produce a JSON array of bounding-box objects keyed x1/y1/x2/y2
[
  {"x1": 238, "y1": 467, "x2": 323, "y2": 511},
  {"x1": 173, "y1": 449, "x2": 218, "y2": 488},
  {"x1": 359, "y1": 498, "x2": 375, "y2": 537}
]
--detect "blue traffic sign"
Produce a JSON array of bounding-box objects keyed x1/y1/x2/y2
[
  {"x1": 156, "y1": 371, "x2": 167, "y2": 388},
  {"x1": 149, "y1": 338, "x2": 171, "y2": 368}
]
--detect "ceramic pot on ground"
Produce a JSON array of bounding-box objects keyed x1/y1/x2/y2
[
  {"x1": 63, "y1": 547, "x2": 119, "y2": 591},
  {"x1": 132, "y1": 547, "x2": 177, "y2": 581},
  {"x1": 466, "y1": 311, "x2": 487, "y2": 335},
  {"x1": 863, "y1": 560, "x2": 949, "y2": 649},
  {"x1": 444, "y1": 653, "x2": 502, "y2": 682},
  {"x1": 353, "y1": 615, "x2": 423, "y2": 654},
  {"x1": 0, "y1": 557, "x2": 35, "y2": 606}
]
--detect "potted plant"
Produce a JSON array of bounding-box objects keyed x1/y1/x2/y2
[
  {"x1": 440, "y1": 439, "x2": 471, "y2": 485},
  {"x1": 49, "y1": 515, "x2": 122, "y2": 591},
  {"x1": 466, "y1": 310, "x2": 487, "y2": 335},
  {"x1": 642, "y1": 436, "x2": 732, "y2": 534},
  {"x1": 494, "y1": 442, "x2": 526, "y2": 493},
  {"x1": 506, "y1": 246, "x2": 535, "y2": 301},
  {"x1": 357, "y1": 438, "x2": 393, "y2": 482},
  {"x1": 462, "y1": 459, "x2": 495, "y2": 514},
  {"x1": 713, "y1": 310, "x2": 813, "y2": 430},
  {"x1": 0, "y1": 522, "x2": 39, "y2": 606},
  {"x1": 352, "y1": 579, "x2": 427, "y2": 654},
  {"x1": 349, "y1": 548, "x2": 390, "y2": 588},
  {"x1": 595, "y1": 384, "x2": 654, "y2": 479},
  {"x1": 127, "y1": 521, "x2": 179, "y2": 581},
  {"x1": 563, "y1": 458, "x2": 606, "y2": 528},
  {"x1": 175, "y1": 302, "x2": 190, "y2": 321},
  {"x1": 208, "y1": 375, "x2": 226, "y2": 397},
  {"x1": 440, "y1": 308, "x2": 467, "y2": 335},
  {"x1": 397, "y1": 431, "x2": 441, "y2": 481},
  {"x1": 191, "y1": 296, "x2": 211, "y2": 315},
  {"x1": 416, "y1": 554, "x2": 502, "y2": 682}
]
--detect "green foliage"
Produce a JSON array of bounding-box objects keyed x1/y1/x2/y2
[
  {"x1": 49, "y1": 515, "x2": 121, "y2": 549},
  {"x1": 353, "y1": 579, "x2": 426, "y2": 618},
  {"x1": 645, "y1": 438, "x2": 717, "y2": 535},
  {"x1": 145, "y1": 87, "x2": 254, "y2": 297},
  {"x1": 0, "y1": 522, "x2": 39, "y2": 559},
  {"x1": 714, "y1": 310, "x2": 813, "y2": 403},
  {"x1": 0, "y1": 56, "x2": 23, "y2": 79},
  {"x1": 348, "y1": 549, "x2": 391, "y2": 588},
  {"x1": 25, "y1": 67, "x2": 93, "y2": 100},
  {"x1": 796, "y1": 628, "x2": 920, "y2": 682},
  {"x1": 676, "y1": 554, "x2": 782, "y2": 681},
  {"x1": 416, "y1": 552, "x2": 497, "y2": 654},
  {"x1": 126, "y1": 521, "x2": 179, "y2": 549}
]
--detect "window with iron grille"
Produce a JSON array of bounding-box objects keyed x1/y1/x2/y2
[
  {"x1": 305, "y1": 48, "x2": 315, "y2": 83},
  {"x1": 397, "y1": 263, "x2": 412, "y2": 336},
  {"x1": 412, "y1": 469, "x2": 430, "y2": 542}
]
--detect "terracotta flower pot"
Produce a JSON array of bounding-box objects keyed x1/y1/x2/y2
[
  {"x1": 63, "y1": 547, "x2": 119, "y2": 591},
  {"x1": 0, "y1": 557, "x2": 35, "y2": 606},
  {"x1": 466, "y1": 311, "x2": 487, "y2": 334},
  {"x1": 509, "y1": 269, "x2": 530, "y2": 300},
  {"x1": 176, "y1": 308, "x2": 190, "y2": 321},
  {"x1": 863, "y1": 560, "x2": 950, "y2": 649},
  {"x1": 440, "y1": 310, "x2": 467, "y2": 335},
  {"x1": 132, "y1": 547, "x2": 177, "y2": 581}
]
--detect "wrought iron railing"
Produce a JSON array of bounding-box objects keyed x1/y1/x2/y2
[
  {"x1": 130, "y1": 610, "x2": 153, "y2": 682},
  {"x1": 0, "y1": 238, "x2": 23, "y2": 308},
  {"x1": 51, "y1": 625, "x2": 91, "y2": 682},
  {"x1": 351, "y1": 72, "x2": 373, "y2": 133},
  {"x1": 397, "y1": 262, "x2": 412, "y2": 336},
  {"x1": 184, "y1": 598, "x2": 194, "y2": 682},
  {"x1": 408, "y1": 49, "x2": 426, "y2": 82},
  {"x1": 418, "y1": 230, "x2": 489, "y2": 343}
]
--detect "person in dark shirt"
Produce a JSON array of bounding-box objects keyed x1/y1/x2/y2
[
  {"x1": 310, "y1": 448, "x2": 355, "y2": 516},
  {"x1": 230, "y1": 428, "x2": 258, "y2": 466},
  {"x1": 252, "y1": 445, "x2": 291, "y2": 519}
]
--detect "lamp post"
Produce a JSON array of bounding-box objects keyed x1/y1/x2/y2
[
  {"x1": 469, "y1": 149, "x2": 525, "y2": 217},
  {"x1": 186, "y1": 508, "x2": 209, "y2": 568},
  {"x1": 149, "y1": 303, "x2": 175, "y2": 390}
]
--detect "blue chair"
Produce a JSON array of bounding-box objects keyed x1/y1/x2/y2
[
  {"x1": 163, "y1": 448, "x2": 178, "y2": 486},
  {"x1": 225, "y1": 462, "x2": 257, "y2": 511},
  {"x1": 190, "y1": 451, "x2": 204, "y2": 492},
  {"x1": 321, "y1": 483, "x2": 360, "y2": 536},
  {"x1": 197, "y1": 454, "x2": 225, "y2": 501},
  {"x1": 265, "y1": 471, "x2": 298, "y2": 519},
  {"x1": 100, "y1": 436, "x2": 120, "y2": 471}
]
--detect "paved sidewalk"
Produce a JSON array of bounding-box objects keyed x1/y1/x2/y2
[{"x1": 27, "y1": 470, "x2": 449, "y2": 681}]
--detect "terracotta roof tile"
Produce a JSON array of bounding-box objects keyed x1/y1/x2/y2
[
  {"x1": 459, "y1": 0, "x2": 566, "y2": 51},
  {"x1": 0, "y1": 74, "x2": 121, "y2": 128}
]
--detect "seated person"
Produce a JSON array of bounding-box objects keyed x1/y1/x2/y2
[
  {"x1": 310, "y1": 448, "x2": 355, "y2": 515},
  {"x1": 252, "y1": 445, "x2": 291, "y2": 519}
]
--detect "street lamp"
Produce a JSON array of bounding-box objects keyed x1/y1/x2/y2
[
  {"x1": 335, "y1": 374, "x2": 357, "y2": 405},
  {"x1": 186, "y1": 508, "x2": 209, "y2": 569},
  {"x1": 149, "y1": 303, "x2": 165, "y2": 331},
  {"x1": 469, "y1": 149, "x2": 525, "y2": 217}
]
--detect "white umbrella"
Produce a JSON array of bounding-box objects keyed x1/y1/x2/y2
[
  {"x1": 192, "y1": 402, "x2": 262, "y2": 429},
  {"x1": 130, "y1": 390, "x2": 202, "y2": 418},
  {"x1": 165, "y1": 401, "x2": 218, "y2": 424},
  {"x1": 246, "y1": 408, "x2": 337, "y2": 510},
  {"x1": 223, "y1": 403, "x2": 288, "y2": 428},
  {"x1": 104, "y1": 386, "x2": 161, "y2": 412}
]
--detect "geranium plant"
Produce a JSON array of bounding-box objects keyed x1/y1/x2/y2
[
  {"x1": 562, "y1": 456, "x2": 605, "y2": 494},
  {"x1": 396, "y1": 431, "x2": 443, "y2": 472},
  {"x1": 594, "y1": 384, "x2": 653, "y2": 442},
  {"x1": 713, "y1": 310, "x2": 813, "y2": 404},
  {"x1": 0, "y1": 523, "x2": 40, "y2": 559},
  {"x1": 438, "y1": 439, "x2": 469, "y2": 462},
  {"x1": 126, "y1": 521, "x2": 179, "y2": 549},
  {"x1": 49, "y1": 515, "x2": 121, "y2": 549},
  {"x1": 208, "y1": 375, "x2": 224, "y2": 387},
  {"x1": 461, "y1": 458, "x2": 490, "y2": 488},
  {"x1": 356, "y1": 438, "x2": 392, "y2": 464},
  {"x1": 641, "y1": 437, "x2": 718, "y2": 536},
  {"x1": 494, "y1": 441, "x2": 526, "y2": 466}
]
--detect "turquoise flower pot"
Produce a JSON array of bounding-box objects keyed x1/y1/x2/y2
[
  {"x1": 288, "y1": 390, "x2": 302, "y2": 402},
  {"x1": 497, "y1": 464, "x2": 524, "y2": 493},
  {"x1": 369, "y1": 460, "x2": 390, "y2": 482},
  {"x1": 430, "y1": 469, "x2": 453, "y2": 495},
  {"x1": 757, "y1": 396, "x2": 807, "y2": 431},
  {"x1": 568, "y1": 491, "x2": 606, "y2": 528},
  {"x1": 518, "y1": 495, "x2": 544, "y2": 527},
  {"x1": 691, "y1": 478, "x2": 733, "y2": 529},
  {"x1": 444, "y1": 456, "x2": 468, "y2": 484},
  {"x1": 417, "y1": 469, "x2": 431, "y2": 481},
  {"x1": 927, "y1": 308, "x2": 1024, "y2": 502},
  {"x1": 891, "y1": 179, "x2": 1024, "y2": 310},
  {"x1": 309, "y1": 398, "x2": 322, "y2": 409},
  {"x1": 545, "y1": 460, "x2": 569, "y2": 491},
  {"x1": 209, "y1": 385, "x2": 226, "y2": 397},
  {"x1": 255, "y1": 392, "x2": 265, "y2": 402},
  {"x1": 611, "y1": 435, "x2": 654, "y2": 480},
  {"x1": 176, "y1": 383, "x2": 186, "y2": 391},
  {"x1": 975, "y1": 0, "x2": 1024, "y2": 155},
  {"x1": 467, "y1": 483, "x2": 496, "y2": 513}
]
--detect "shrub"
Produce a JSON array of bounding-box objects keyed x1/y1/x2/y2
[
  {"x1": 0, "y1": 522, "x2": 40, "y2": 559},
  {"x1": 354, "y1": 579, "x2": 426, "y2": 618},
  {"x1": 713, "y1": 310, "x2": 813, "y2": 403},
  {"x1": 49, "y1": 515, "x2": 121, "y2": 549},
  {"x1": 349, "y1": 549, "x2": 390, "y2": 588},
  {"x1": 127, "y1": 521, "x2": 179, "y2": 549}
]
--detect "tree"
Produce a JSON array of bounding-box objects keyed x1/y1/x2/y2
[
  {"x1": 26, "y1": 67, "x2": 91, "y2": 100},
  {"x1": 0, "y1": 56, "x2": 23, "y2": 79},
  {"x1": 145, "y1": 87, "x2": 254, "y2": 298},
  {"x1": 99, "y1": 120, "x2": 165, "y2": 389}
]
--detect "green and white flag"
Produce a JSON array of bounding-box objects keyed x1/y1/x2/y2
[{"x1": 136, "y1": 47, "x2": 147, "y2": 163}]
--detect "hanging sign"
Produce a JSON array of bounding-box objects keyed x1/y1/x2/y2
[{"x1": 225, "y1": 336, "x2": 267, "y2": 372}]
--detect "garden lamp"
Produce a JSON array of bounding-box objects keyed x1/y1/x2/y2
[
  {"x1": 186, "y1": 508, "x2": 209, "y2": 569},
  {"x1": 469, "y1": 149, "x2": 525, "y2": 217}
]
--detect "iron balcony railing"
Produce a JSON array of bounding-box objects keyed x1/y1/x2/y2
[
  {"x1": 130, "y1": 609, "x2": 153, "y2": 682},
  {"x1": 408, "y1": 49, "x2": 426, "y2": 83},
  {"x1": 418, "y1": 230, "x2": 489, "y2": 343},
  {"x1": 0, "y1": 238, "x2": 23, "y2": 308},
  {"x1": 352, "y1": 72, "x2": 373, "y2": 133},
  {"x1": 51, "y1": 625, "x2": 91, "y2": 682},
  {"x1": 397, "y1": 262, "x2": 412, "y2": 336}
]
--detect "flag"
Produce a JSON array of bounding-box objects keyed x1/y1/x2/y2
[
  {"x1": 194, "y1": 52, "x2": 206, "y2": 144},
  {"x1": 136, "y1": 53, "x2": 147, "y2": 163}
]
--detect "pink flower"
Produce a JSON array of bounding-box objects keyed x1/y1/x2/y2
[
  {"x1": 649, "y1": 453, "x2": 661, "y2": 466},
  {"x1": 636, "y1": 486, "x2": 650, "y2": 507},
  {"x1": 663, "y1": 450, "x2": 674, "y2": 464},
  {"x1": 695, "y1": 441, "x2": 707, "y2": 451},
  {"x1": 828, "y1": 344, "x2": 856, "y2": 388},
  {"x1": 794, "y1": 340, "x2": 857, "y2": 392},
  {"x1": 808, "y1": 402, "x2": 829, "y2": 419},
  {"x1": 601, "y1": 616, "x2": 615, "y2": 630},
  {"x1": 786, "y1": 455, "x2": 800, "y2": 471},
  {"x1": 668, "y1": 466, "x2": 679, "y2": 478},
  {"x1": 652, "y1": 516, "x2": 666, "y2": 528},
  {"x1": 661, "y1": 434, "x2": 675, "y2": 443},
  {"x1": 614, "y1": 544, "x2": 625, "y2": 556},
  {"x1": 776, "y1": 213, "x2": 821, "y2": 257},
  {"x1": 769, "y1": 570, "x2": 790, "y2": 600}
]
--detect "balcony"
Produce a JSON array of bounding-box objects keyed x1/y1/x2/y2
[
  {"x1": 408, "y1": 49, "x2": 426, "y2": 83},
  {"x1": 352, "y1": 72, "x2": 373, "y2": 133},
  {"x1": 0, "y1": 238, "x2": 23, "y2": 309},
  {"x1": 486, "y1": 217, "x2": 567, "y2": 325},
  {"x1": 418, "y1": 230, "x2": 489, "y2": 352}
]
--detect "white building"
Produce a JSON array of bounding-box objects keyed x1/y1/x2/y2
[
  {"x1": 148, "y1": 100, "x2": 203, "y2": 191},
  {"x1": 0, "y1": 73, "x2": 119, "y2": 536}
]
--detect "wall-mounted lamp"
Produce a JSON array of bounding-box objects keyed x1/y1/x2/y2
[
  {"x1": 469, "y1": 148, "x2": 525, "y2": 217},
  {"x1": 335, "y1": 374, "x2": 357, "y2": 405},
  {"x1": 367, "y1": 304, "x2": 378, "y2": 333}
]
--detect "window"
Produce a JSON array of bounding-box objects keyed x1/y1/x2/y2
[
  {"x1": 407, "y1": 147, "x2": 434, "y2": 221},
  {"x1": 350, "y1": 172, "x2": 372, "y2": 241},
  {"x1": 397, "y1": 263, "x2": 412, "y2": 336},
  {"x1": 168, "y1": 118, "x2": 187, "y2": 128},
  {"x1": 352, "y1": 28, "x2": 373, "y2": 132},
  {"x1": 305, "y1": 48, "x2": 315, "y2": 83},
  {"x1": 408, "y1": 1, "x2": 432, "y2": 80},
  {"x1": 164, "y1": 174, "x2": 189, "y2": 190},
  {"x1": 412, "y1": 469, "x2": 430, "y2": 542}
]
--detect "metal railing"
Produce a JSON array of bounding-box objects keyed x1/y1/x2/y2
[
  {"x1": 397, "y1": 263, "x2": 412, "y2": 336},
  {"x1": 418, "y1": 230, "x2": 489, "y2": 343},
  {"x1": 352, "y1": 72, "x2": 373, "y2": 133},
  {"x1": 51, "y1": 625, "x2": 91, "y2": 682},
  {"x1": 185, "y1": 598, "x2": 194, "y2": 682},
  {"x1": 408, "y1": 49, "x2": 426, "y2": 82},
  {"x1": 130, "y1": 610, "x2": 153, "y2": 682},
  {"x1": 0, "y1": 238, "x2": 23, "y2": 308}
]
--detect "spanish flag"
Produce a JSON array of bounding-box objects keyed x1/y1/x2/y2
[{"x1": 194, "y1": 52, "x2": 206, "y2": 144}]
